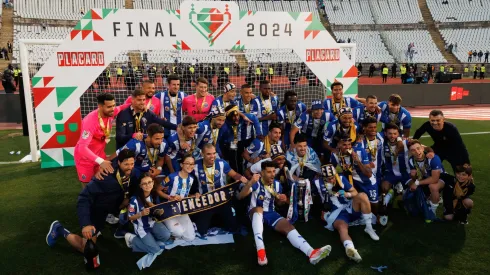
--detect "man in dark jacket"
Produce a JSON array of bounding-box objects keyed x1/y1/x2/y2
[
  {"x1": 45, "y1": 149, "x2": 137, "y2": 252},
  {"x1": 115, "y1": 88, "x2": 177, "y2": 149}
]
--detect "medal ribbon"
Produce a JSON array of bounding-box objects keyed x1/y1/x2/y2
[
  {"x1": 332, "y1": 98, "x2": 346, "y2": 116},
  {"x1": 146, "y1": 145, "x2": 158, "y2": 166},
  {"x1": 339, "y1": 154, "x2": 354, "y2": 185},
  {"x1": 98, "y1": 111, "x2": 111, "y2": 138},
  {"x1": 204, "y1": 164, "x2": 215, "y2": 188},
  {"x1": 116, "y1": 170, "x2": 131, "y2": 197},
  {"x1": 365, "y1": 137, "x2": 377, "y2": 160}
]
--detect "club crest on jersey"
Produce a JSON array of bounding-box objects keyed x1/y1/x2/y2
[
  {"x1": 201, "y1": 180, "x2": 207, "y2": 185},
  {"x1": 81, "y1": 130, "x2": 89, "y2": 139},
  {"x1": 81, "y1": 174, "x2": 86, "y2": 180},
  {"x1": 142, "y1": 117, "x2": 148, "y2": 124},
  {"x1": 214, "y1": 169, "x2": 219, "y2": 175},
  {"x1": 258, "y1": 195, "x2": 264, "y2": 201},
  {"x1": 204, "y1": 138, "x2": 209, "y2": 142},
  {"x1": 262, "y1": 110, "x2": 266, "y2": 115},
  {"x1": 177, "y1": 98, "x2": 182, "y2": 103},
  {"x1": 165, "y1": 106, "x2": 170, "y2": 112},
  {"x1": 203, "y1": 102, "x2": 209, "y2": 108},
  {"x1": 128, "y1": 204, "x2": 135, "y2": 213}
]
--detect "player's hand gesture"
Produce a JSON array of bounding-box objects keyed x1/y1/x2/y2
[
  {"x1": 173, "y1": 195, "x2": 182, "y2": 201},
  {"x1": 141, "y1": 208, "x2": 150, "y2": 216},
  {"x1": 240, "y1": 176, "x2": 248, "y2": 183},
  {"x1": 82, "y1": 225, "x2": 96, "y2": 240},
  {"x1": 277, "y1": 194, "x2": 288, "y2": 202},
  {"x1": 250, "y1": 173, "x2": 261, "y2": 184},
  {"x1": 99, "y1": 160, "x2": 114, "y2": 175}
]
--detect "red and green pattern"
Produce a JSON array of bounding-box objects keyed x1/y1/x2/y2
[
  {"x1": 304, "y1": 13, "x2": 325, "y2": 39},
  {"x1": 231, "y1": 40, "x2": 245, "y2": 50},
  {"x1": 188, "y1": 4, "x2": 232, "y2": 46},
  {"x1": 172, "y1": 40, "x2": 191, "y2": 50}
]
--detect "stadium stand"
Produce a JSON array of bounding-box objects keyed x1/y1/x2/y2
[
  {"x1": 14, "y1": 0, "x2": 126, "y2": 20},
  {"x1": 334, "y1": 31, "x2": 394, "y2": 63},
  {"x1": 426, "y1": 0, "x2": 490, "y2": 23},
  {"x1": 323, "y1": 0, "x2": 375, "y2": 25},
  {"x1": 370, "y1": 0, "x2": 423, "y2": 24},
  {"x1": 383, "y1": 30, "x2": 447, "y2": 63},
  {"x1": 439, "y1": 28, "x2": 490, "y2": 63}
]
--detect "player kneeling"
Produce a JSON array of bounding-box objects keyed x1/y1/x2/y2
[
  {"x1": 238, "y1": 161, "x2": 331, "y2": 266},
  {"x1": 319, "y1": 164, "x2": 379, "y2": 263},
  {"x1": 442, "y1": 164, "x2": 475, "y2": 224}
]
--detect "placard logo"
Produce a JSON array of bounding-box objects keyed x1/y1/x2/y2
[
  {"x1": 305, "y1": 48, "x2": 340, "y2": 62},
  {"x1": 57, "y1": 52, "x2": 105, "y2": 67}
]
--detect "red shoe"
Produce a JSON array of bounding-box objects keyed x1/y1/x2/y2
[{"x1": 257, "y1": 249, "x2": 268, "y2": 266}]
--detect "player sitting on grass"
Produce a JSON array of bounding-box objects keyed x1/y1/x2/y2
[
  {"x1": 319, "y1": 164, "x2": 379, "y2": 263},
  {"x1": 441, "y1": 164, "x2": 475, "y2": 224},
  {"x1": 124, "y1": 175, "x2": 172, "y2": 254},
  {"x1": 46, "y1": 149, "x2": 136, "y2": 253},
  {"x1": 238, "y1": 161, "x2": 331, "y2": 266}
]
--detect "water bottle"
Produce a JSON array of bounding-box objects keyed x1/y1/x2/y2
[{"x1": 84, "y1": 239, "x2": 100, "y2": 270}]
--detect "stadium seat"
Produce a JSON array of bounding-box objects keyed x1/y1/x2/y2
[
  {"x1": 334, "y1": 31, "x2": 394, "y2": 64},
  {"x1": 14, "y1": 0, "x2": 126, "y2": 20},
  {"x1": 426, "y1": 0, "x2": 490, "y2": 23},
  {"x1": 439, "y1": 28, "x2": 490, "y2": 63},
  {"x1": 383, "y1": 30, "x2": 447, "y2": 63}
]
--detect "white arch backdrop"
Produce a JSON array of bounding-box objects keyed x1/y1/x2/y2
[{"x1": 22, "y1": 1, "x2": 358, "y2": 168}]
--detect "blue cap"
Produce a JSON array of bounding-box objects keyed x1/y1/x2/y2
[{"x1": 311, "y1": 100, "x2": 324, "y2": 110}]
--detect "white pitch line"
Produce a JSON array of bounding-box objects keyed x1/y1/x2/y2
[{"x1": 418, "y1": 131, "x2": 490, "y2": 138}]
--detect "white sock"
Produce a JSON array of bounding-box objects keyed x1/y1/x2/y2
[
  {"x1": 343, "y1": 240, "x2": 354, "y2": 250},
  {"x1": 383, "y1": 193, "x2": 392, "y2": 206},
  {"x1": 363, "y1": 213, "x2": 373, "y2": 230},
  {"x1": 287, "y1": 229, "x2": 313, "y2": 257},
  {"x1": 252, "y1": 213, "x2": 265, "y2": 251},
  {"x1": 429, "y1": 201, "x2": 439, "y2": 214}
]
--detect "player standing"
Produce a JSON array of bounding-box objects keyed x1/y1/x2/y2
[{"x1": 74, "y1": 93, "x2": 130, "y2": 188}]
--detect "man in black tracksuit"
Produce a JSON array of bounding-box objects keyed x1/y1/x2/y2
[{"x1": 412, "y1": 110, "x2": 470, "y2": 173}]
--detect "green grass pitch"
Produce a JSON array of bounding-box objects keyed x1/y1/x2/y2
[{"x1": 0, "y1": 118, "x2": 489, "y2": 274}]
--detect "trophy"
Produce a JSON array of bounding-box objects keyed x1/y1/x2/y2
[{"x1": 297, "y1": 179, "x2": 306, "y2": 222}]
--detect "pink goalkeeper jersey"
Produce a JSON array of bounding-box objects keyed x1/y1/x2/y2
[
  {"x1": 182, "y1": 93, "x2": 215, "y2": 122},
  {"x1": 74, "y1": 103, "x2": 129, "y2": 165},
  {"x1": 124, "y1": 96, "x2": 161, "y2": 116}
]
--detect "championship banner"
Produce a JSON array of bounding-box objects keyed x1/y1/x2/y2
[{"x1": 150, "y1": 181, "x2": 240, "y2": 222}]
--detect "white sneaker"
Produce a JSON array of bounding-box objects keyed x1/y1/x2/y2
[
  {"x1": 309, "y1": 245, "x2": 331, "y2": 265},
  {"x1": 106, "y1": 214, "x2": 119, "y2": 225},
  {"x1": 346, "y1": 247, "x2": 362, "y2": 263},
  {"x1": 124, "y1": 233, "x2": 136, "y2": 248},
  {"x1": 364, "y1": 228, "x2": 380, "y2": 241}
]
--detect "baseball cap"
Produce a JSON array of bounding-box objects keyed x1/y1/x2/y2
[
  {"x1": 224, "y1": 83, "x2": 236, "y2": 93},
  {"x1": 311, "y1": 100, "x2": 324, "y2": 110}
]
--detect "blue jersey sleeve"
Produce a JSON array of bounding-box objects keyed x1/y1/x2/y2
[
  {"x1": 196, "y1": 121, "x2": 207, "y2": 135},
  {"x1": 299, "y1": 102, "x2": 307, "y2": 114},
  {"x1": 401, "y1": 108, "x2": 412, "y2": 129},
  {"x1": 247, "y1": 139, "x2": 262, "y2": 154},
  {"x1": 118, "y1": 139, "x2": 137, "y2": 155},
  {"x1": 246, "y1": 113, "x2": 263, "y2": 136},
  {"x1": 349, "y1": 97, "x2": 361, "y2": 109},
  {"x1": 408, "y1": 158, "x2": 415, "y2": 170},
  {"x1": 251, "y1": 182, "x2": 260, "y2": 192},
  {"x1": 222, "y1": 160, "x2": 232, "y2": 174},
  {"x1": 342, "y1": 176, "x2": 353, "y2": 191},
  {"x1": 430, "y1": 156, "x2": 443, "y2": 171}
]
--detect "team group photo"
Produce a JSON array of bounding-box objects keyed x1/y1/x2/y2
[{"x1": 0, "y1": 1, "x2": 488, "y2": 274}]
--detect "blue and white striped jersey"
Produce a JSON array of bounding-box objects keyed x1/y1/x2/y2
[
  {"x1": 248, "y1": 179, "x2": 282, "y2": 212},
  {"x1": 193, "y1": 159, "x2": 232, "y2": 194},
  {"x1": 128, "y1": 195, "x2": 159, "y2": 238},
  {"x1": 117, "y1": 138, "x2": 168, "y2": 172},
  {"x1": 164, "y1": 172, "x2": 195, "y2": 198}
]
